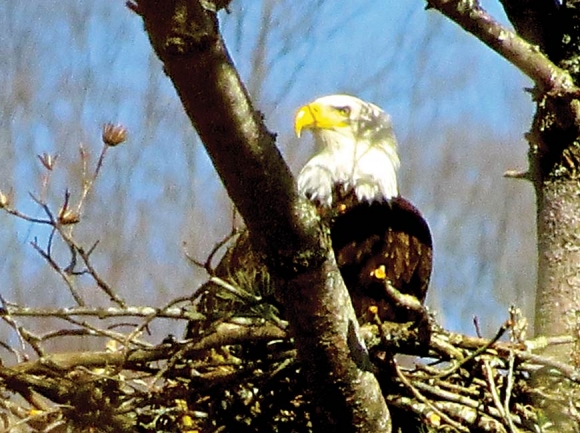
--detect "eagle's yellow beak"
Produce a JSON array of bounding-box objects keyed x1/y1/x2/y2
[
  {"x1": 294, "y1": 102, "x2": 349, "y2": 137},
  {"x1": 294, "y1": 103, "x2": 317, "y2": 138}
]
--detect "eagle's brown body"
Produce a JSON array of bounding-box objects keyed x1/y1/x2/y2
[{"x1": 328, "y1": 192, "x2": 432, "y2": 324}]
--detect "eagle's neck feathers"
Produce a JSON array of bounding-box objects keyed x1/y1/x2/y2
[{"x1": 298, "y1": 128, "x2": 399, "y2": 207}]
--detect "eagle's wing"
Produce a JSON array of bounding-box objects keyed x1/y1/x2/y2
[{"x1": 330, "y1": 196, "x2": 433, "y2": 324}]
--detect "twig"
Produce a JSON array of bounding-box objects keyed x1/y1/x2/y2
[
  {"x1": 473, "y1": 316, "x2": 482, "y2": 338},
  {"x1": 10, "y1": 322, "x2": 287, "y2": 376},
  {"x1": 388, "y1": 396, "x2": 509, "y2": 432},
  {"x1": 123, "y1": 295, "x2": 197, "y2": 347},
  {"x1": 382, "y1": 279, "x2": 424, "y2": 313},
  {"x1": 59, "y1": 315, "x2": 151, "y2": 350},
  {"x1": 504, "y1": 169, "x2": 530, "y2": 180},
  {"x1": 435, "y1": 321, "x2": 509, "y2": 379},
  {"x1": 428, "y1": 333, "x2": 465, "y2": 360},
  {"x1": 412, "y1": 380, "x2": 483, "y2": 410},
  {"x1": 30, "y1": 239, "x2": 85, "y2": 307},
  {"x1": 208, "y1": 276, "x2": 262, "y2": 303},
  {"x1": 409, "y1": 379, "x2": 524, "y2": 428},
  {"x1": 512, "y1": 349, "x2": 580, "y2": 383},
  {"x1": 74, "y1": 242, "x2": 126, "y2": 307},
  {"x1": 0, "y1": 296, "x2": 44, "y2": 358},
  {"x1": 0, "y1": 296, "x2": 28, "y2": 361},
  {"x1": 75, "y1": 144, "x2": 108, "y2": 215},
  {"x1": 1, "y1": 304, "x2": 192, "y2": 320},
  {"x1": 504, "y1": 351, "x2": 518, "y2": 432},
  {"x1": 38, "y1": 328, "x2": 112, "y2": 341},
  {"x1": 184, "y1": 228, "x2": 240, "y2": 274},
  {"x1": 395, "y1": 364, "x2": 469, "y2": 432},
  {"x1": 46, "y1": 225, "x2": 57, "y2": 260},
  {"x1": 425, "y1": 378, "x2": 481, "y2": 398},
  {"x1": 187, "y1": 322, "x2": 287, "y2": 352},
  {"x1": 49, "y1": 221, "x2": 126, "y2": 307},
  {"x1": 1, "y1": 205, "x2": 54, "y2": 226},
  {"x1": 482, "y1": 359, "x2": 514, "y2": 431}
]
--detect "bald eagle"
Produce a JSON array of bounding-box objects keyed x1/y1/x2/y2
[
  {"x1": 294, "y1": 94, "x2": 432, "y2": 325},
  {"x1": 187, "y1": 95, "x2": 432, "y2": 339}
]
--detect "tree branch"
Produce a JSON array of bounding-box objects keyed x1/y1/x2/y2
[
  {"x1": 426, "y1": 0, "x2": 574, "y2": 93},
  {"x1": 134, "y1": 1, "x2": 391, "y2": 431},
  {"x1": 137, "y1": 0, "x2": 303, "y2": 253}
]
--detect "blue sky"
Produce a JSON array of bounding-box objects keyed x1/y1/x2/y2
[{"x1": 0, "y1": 1, "x2": 536, "y2": 341}]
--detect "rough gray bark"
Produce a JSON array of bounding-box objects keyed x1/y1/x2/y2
[{"x1": 536, "y1": 179, "x2": 580, "y2": 351}]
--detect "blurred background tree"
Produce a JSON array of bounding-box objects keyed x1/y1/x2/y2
[{"x1": 0, "y1": 0, "x2": 534, "y2": 353}]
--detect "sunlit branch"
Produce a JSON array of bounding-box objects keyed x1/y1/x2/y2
[{"x1": 426, "y1": 0, "x2": 576, "y2": 93}]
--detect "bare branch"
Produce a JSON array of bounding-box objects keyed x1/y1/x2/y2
[
  {"x1": 482, "y1": 359, "x2": 517, "y2": 432},
  {"x1": 30, "y1": 238, "x2": 85, "y2": 307},
  {"x1": 395, "y1": 364, "x2": 469, "y2": 432},
  {"x1": 426, "y1": 0, "x2": 575, "y2": 93}
]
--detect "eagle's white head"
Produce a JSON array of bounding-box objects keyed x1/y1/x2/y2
[{"x1": 294, "y1": 94, "x2": 400, "y2": 208}]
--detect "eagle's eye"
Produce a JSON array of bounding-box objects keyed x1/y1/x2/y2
[{"x1": 335, "y1": 106, "x2": 351, "y2": 117}]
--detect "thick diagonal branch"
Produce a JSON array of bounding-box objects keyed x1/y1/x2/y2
[
  {"x1": 135, "y1": 1, "x2": 391, "y2": 431},
  {"x1": 427, "y1": 0, "x2": 573, "y2": 93}
]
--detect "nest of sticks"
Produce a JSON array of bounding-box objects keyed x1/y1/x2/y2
[
  {"x1": 0, "y1": 222, "x2": 578, "y2": 433},
  {"x1": 2, "y1": 270, "x2": 579, "y2": 433}
]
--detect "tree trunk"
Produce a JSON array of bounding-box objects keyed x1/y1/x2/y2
[
  {"x1": 535, "y1": 177, "x2": 580, "y2": 361},
  {"x1": 532, "y1": 84, "x2": 580, "y2": 361},
  {"x1": 530, "y1": 2, "x2": 580, "y2": 362}
]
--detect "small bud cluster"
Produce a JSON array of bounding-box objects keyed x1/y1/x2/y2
[
  {"x1": 0, "y1": 190, "x2": 10, "y2": 209},
  {"x1": 58, "y1": 208, "x2": 80, "y2": 225},
  {"x1": 102, "y1": 123, "x2": 127, "y2": 147},
  {"x1": 38, "y1": 153, "x2": 58, "y2": 171}
]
